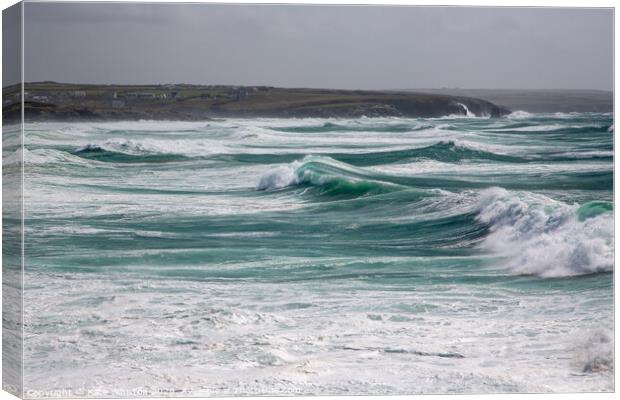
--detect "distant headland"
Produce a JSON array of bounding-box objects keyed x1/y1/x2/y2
[
  {"x1": 2, "y1": 82, "x2": 511, "y2": 122},
  {"x1": 411, "y1": 88, "x2": 613, "y2": 114}
]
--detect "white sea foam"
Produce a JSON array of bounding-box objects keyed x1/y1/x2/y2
[
  {"x1": 76, "y1": 140, "x2": 150, "y2": 155},
  {"x1": 256, "y1": 156, "x2": 363, "y2": 191},
  {"x1": 76, "y1": 137, "x2": 230, "y2": 157},
  {"x1": 553, "y1": 112, "x2": 580, "y2": 118},
  {"x1": 476, "y1": 188, "x2": 613, "y2": 277},
  {"x1": 506, "y1": 110, "x2": 535, "y2": 119},
  {"x1": 440, "y1": 138, "x2": 516, "y2": 155},
  {"x1": 2, "y1": 148, "x2": 24, "y2": 166},
  {"x1": 256, "y1": 162, "x2": 301, "y2": 190},
  {"x1": 554, "y1": 150, "x2": 613, "y2": 159},
  {"x1": 8, "y1": 148, "x2": 99, "y2": 167},
  {"x1": 494, "y1": 124, "x2": 565, "y2": 132},
  {"x1": 576, "y1": 330, "x2": 614, "y2": 373},
  {"x1": 24, "y1": 264, "x2": 614, "y2": 394},
  {"x1": 457, "y1": 103, "x2": 475, "y2": 117},
  {"x1": 443, "y1": 103, "x2": 486, "y2": 119},
  {"x1": 371, "y1": 160, "x2": 610, "y2": 176}
]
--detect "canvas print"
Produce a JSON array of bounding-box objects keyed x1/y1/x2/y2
[{"x1": 2, "y1": 2, "x2": 614, "y2": 397}]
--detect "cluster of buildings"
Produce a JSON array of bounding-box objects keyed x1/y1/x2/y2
[
  {"x1": 108, "y1": 87, "x2": 259, "y2": 108},
  {"x1": 118, "y1": 91, "x2": 168, "y2": 100},
  {"x1": 2, "y1": 85, "x2": 267, "y2": 109}
]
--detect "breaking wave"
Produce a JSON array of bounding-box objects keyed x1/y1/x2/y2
[
  {"x1": 506, "y1": 110, "x2": 535, "y2": 119},
  {"x1": 256, "y1": 156, "x2": 402, "y2": 198},
  {"x1": 455, "y1": 102, "x2": 476, "y2": 117},
  {"x1": 476, "y1": 188, "x2": 613, "y2": 277},
  {"x1": 73, "y1": 141, "x2": 192, "y2": 163}
]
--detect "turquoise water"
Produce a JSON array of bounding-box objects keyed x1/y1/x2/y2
[{"x1": 18, "y1": 112, "x2": 613, "y2": 395}]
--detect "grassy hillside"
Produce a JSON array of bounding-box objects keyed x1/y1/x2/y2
[{"x1": 2, "y1": 82, "x2": 510, "y2": 122}]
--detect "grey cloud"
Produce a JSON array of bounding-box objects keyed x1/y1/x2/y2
[{"x1": 21, "y1": 2, "x2": 613, "y2": 90}]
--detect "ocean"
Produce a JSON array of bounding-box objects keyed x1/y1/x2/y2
[{"x1": 17, "y1": 112, "x2": 613, "y2": 395}]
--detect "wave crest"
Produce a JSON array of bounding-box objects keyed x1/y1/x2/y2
[
  {"x1": 256, "y1": 162, "x2": 301, "y2": 190},
  {"x1": 476, "y1": 188, "x2": 613, "y2": 277},
  {"x1": 74, "y1": 140, "x2": 191, "y2": 163},
  {"x1": 256, "y1": 156, "x2": 401, "y2": 198},
  {"x1": 506, "y1": 110, "x2": 535, "y2": 119}
]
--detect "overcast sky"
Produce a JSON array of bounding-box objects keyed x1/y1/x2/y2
[{"x1": 19, "y1": 2, "x2": 614, "y2": 90}]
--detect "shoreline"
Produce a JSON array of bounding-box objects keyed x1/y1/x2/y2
[{"x1": 3, "y1": 83, "x2": 511, "y2": 123}]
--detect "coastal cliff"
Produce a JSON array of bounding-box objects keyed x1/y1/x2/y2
[{"x1": 3, "y1": 83, "x2": 510, "y2": 122}]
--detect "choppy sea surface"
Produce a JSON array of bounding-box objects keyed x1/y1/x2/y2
[{"x1": 15, "y1": 112, "x2": 613, "y2": 395}]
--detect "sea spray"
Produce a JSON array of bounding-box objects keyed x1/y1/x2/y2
[
  {"x1": 476, "y1": 188, "x2": 613, "y2": 277},
  {"x1": 256, "y1": 161, "x2": 301, "y2": 190},
  {"x1": 256, "y1": 156, "x2": 402, "y2": 197},
  {"x1": 454, "y1": 102, "x2": 476, "y2": 117}
]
